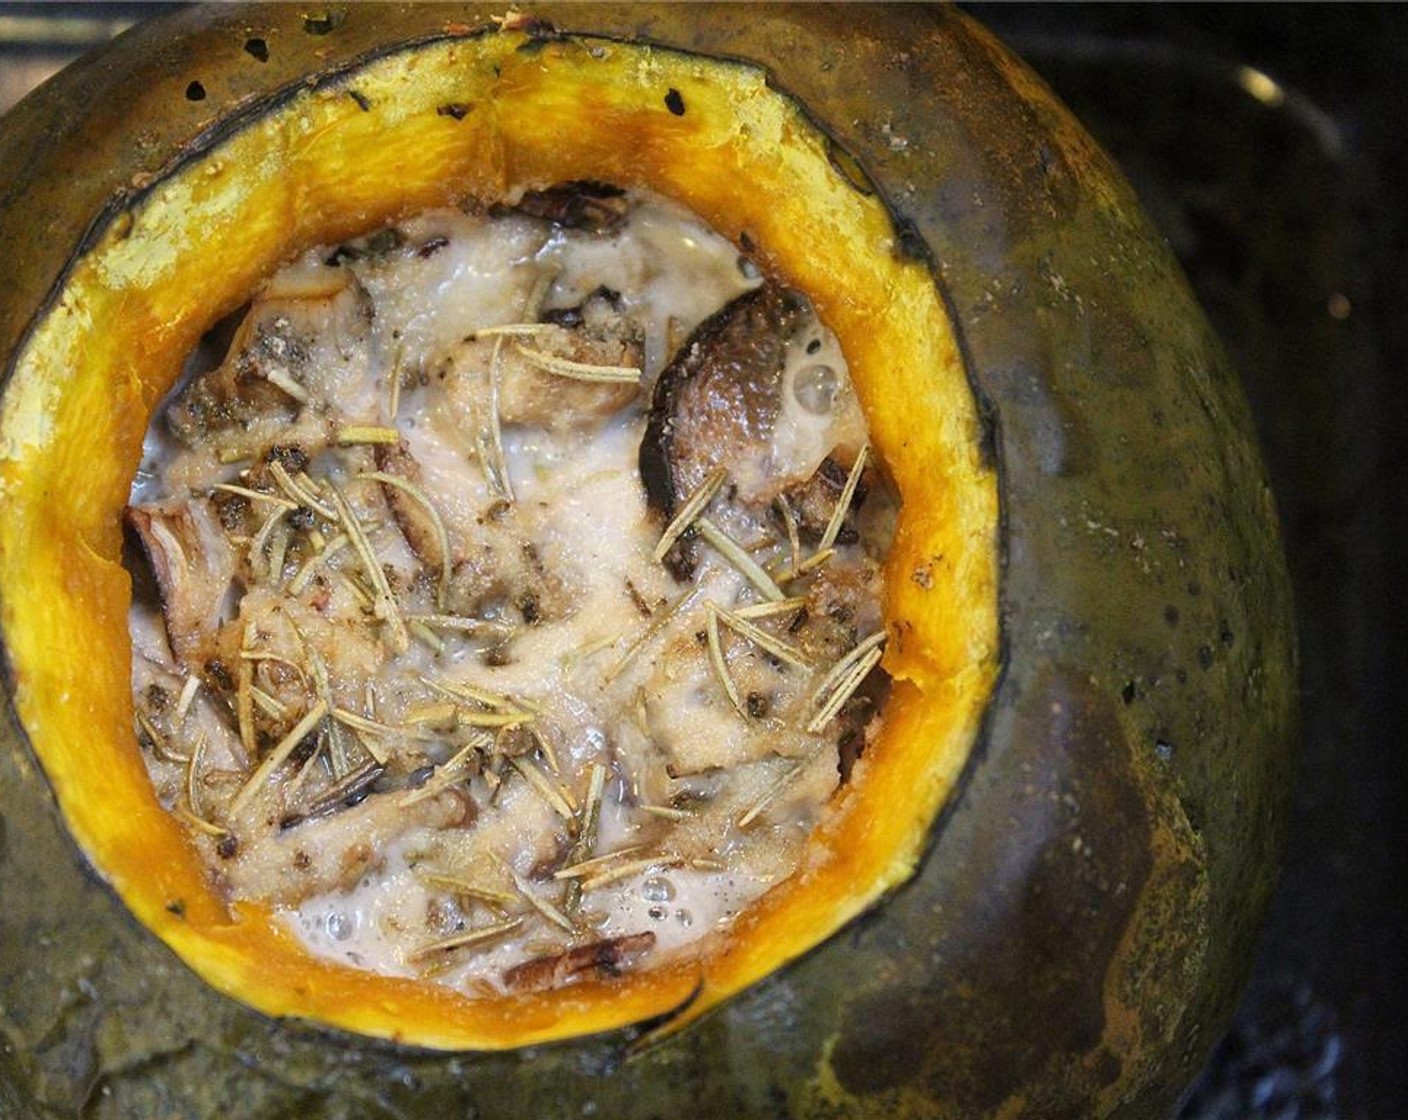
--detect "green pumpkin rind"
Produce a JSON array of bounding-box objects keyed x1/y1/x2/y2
[{"x1": 0, "y1": 5, "x2": 1294, "y2": 1118}]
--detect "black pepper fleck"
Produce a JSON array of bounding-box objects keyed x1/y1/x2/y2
[
  {"x1": 516, "y1": 591, "x2": 542, "y2": 626},
  {"x1": 482, "y1": 646, "x2": 513, "y2": 668},
  {"x1": 267, "y1": 444, "x2": 309, "y2": 474},
  {"x1": 664, "y1": 88, "x2": 686, "y2": 116},
  {"x1": 204, "y1": 658, "x2": 234, "y2": 692},
  {"x1": 213, "y1": 490, "x2": 250, "y2": 531}
]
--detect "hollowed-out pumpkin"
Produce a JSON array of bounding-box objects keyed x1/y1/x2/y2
[{"x1": 0, "y1": 5, "x2": 1295, "y2": 1118}]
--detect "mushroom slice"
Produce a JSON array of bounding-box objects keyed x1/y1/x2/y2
[
  {"x1": 501, "y1": 931, "x2": 656, "y2": 993},
  {"x1": 495, "y1": 180, "x2": 632, "y2": 234},
  {"x1": 780, "y1": 455, "x2": 871, "y2": 543},
  {"x1": 639, "y1": 283, "x2": 867, "y2": 578},
  {"x1": 165, "y1": 263, "x2": 373, "y2": 461},
  {"x1": 440, "y1": 320, "x2": 642, "y2": 435},
  {"x1": 125, "y1": 499, "x2": 239, "y2": 671}
]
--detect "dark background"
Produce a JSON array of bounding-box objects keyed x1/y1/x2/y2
[{"x1": 3, "y1": 5, "x2": 1405, "y2": 1117}]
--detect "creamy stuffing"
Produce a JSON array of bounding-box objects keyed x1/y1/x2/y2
[{"x1": 127, "y1": 186, "x2": 892, "y2": 995}]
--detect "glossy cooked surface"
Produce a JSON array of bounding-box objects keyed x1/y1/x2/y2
[{"x1": 126, "y1": 192, "x2": 892, "y2": 996}]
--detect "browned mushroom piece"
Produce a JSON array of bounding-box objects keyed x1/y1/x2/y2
[
  {"x1": 165, "y1": 265, "x2": 372, "y2": 462},
  {"x1": 641, "y1": 284, "x2": 807, "y2": 517},
  {"x1": 493, "y1": 180, "x2": 632, "y2": 234},
  {"x1": 781, "y1": 455, "x2": 871, "y2": 543},
  {"x1": 124, "y1": 499, "x2": 240, "y2": 671},
  {"x1": 501, "y1": 931, "x2": 657, "y2": 993},
  {"x1": 438, "y1": 320, "x2": 642, "y2": 435},
  {"x1": 639, "y1": 282, "x2": 868, "y2": 580}
]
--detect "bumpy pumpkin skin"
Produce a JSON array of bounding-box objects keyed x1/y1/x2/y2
[{"x1": 0, "y1": 5, "x2": 1294, "y2": 1119}]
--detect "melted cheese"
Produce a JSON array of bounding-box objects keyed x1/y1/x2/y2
[{"x1": 128, "y1": 189, "x2": 888, "y2": 995}]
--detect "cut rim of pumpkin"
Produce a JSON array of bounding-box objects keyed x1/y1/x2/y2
[{"x1": 0, "y1": 26, "x2": 1000, "y2": 1049}]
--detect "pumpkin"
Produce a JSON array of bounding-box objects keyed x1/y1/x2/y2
[{"x1": 0, "y1": 5, "x2": 1295, "y2": 1117}]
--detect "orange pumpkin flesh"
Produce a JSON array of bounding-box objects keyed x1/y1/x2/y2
[{"x1": 0, "y1": 26, "x2": 999, "y2": 1048}]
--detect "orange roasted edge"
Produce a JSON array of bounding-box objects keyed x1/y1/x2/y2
[{"x1": 0, "y1": 25, "x2": 999, "y2": 1049}]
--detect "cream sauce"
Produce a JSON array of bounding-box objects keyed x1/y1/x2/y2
[{"x1": 128, "y1": 188, "x2": 889, "y2": 995}]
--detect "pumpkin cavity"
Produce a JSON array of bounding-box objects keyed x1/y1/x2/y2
[{"x1": 125, "y1": 185, "x2": 894, "y2": 996}]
